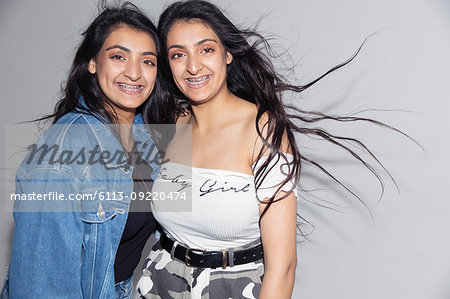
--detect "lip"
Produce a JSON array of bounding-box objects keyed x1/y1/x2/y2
[
  {"x1": 184, "y1": 75, "x2": 211, "y2": 89},
  {"x1": 116, "y1": 82, "x2": 144, "y2": 95}
]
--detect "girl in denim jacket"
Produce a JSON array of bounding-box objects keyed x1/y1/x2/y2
[{"x1": 1, "y1": 2, "x2": 176, "y2": 298}]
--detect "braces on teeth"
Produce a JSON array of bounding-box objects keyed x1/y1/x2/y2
[
  {"x1": 117, "y1": 83, "x2": 142, "y2": 90},
  {"x1": 187, "y1": 75, "x2": 210, "y2": 84}
]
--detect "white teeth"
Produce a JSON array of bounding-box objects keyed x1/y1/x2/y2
[
  {"x1": 117, "y1": 83, "x2": 142, "y2": 92},
  {"x1": 186, "y1": 75, "x2": 210, "y2": 85}
]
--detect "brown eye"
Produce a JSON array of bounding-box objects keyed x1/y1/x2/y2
[
  {"x1": 201, "y1": 47, "x2": 214, "y2": 54},
  {"x1": 142, "y1": 59, "x2": 155, "y2": 66},
  {"x1": 170, "y1": 52, "x2": 184, "y2": 59},
  {"x1": 111, "y1": 54, "x2": 125, "y2": 60}
]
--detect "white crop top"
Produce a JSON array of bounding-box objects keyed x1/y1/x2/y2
[{"x1": 151, "y1": 154, "x2": 298, "y2": 250}]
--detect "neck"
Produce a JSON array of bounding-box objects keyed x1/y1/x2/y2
[
  {"x1": 104, "y1": 104, "x2": 135, "y2": 151},
  {"x1": 118, "y1": 124, "x2": 135, "y2": 153},
  {"x1": 103, "y1": 99, "x2": 136, "y2": 125},
  {"x1": 117, "y1": 112, "x2": 135, "y2": 125},
  {"x1": 189, "y1": 89, "x2": 237, "y2": 130}
]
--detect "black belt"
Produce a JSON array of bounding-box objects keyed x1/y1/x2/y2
[{"x1": 159, "y1": 232, "x2": 263, "y2": 269}]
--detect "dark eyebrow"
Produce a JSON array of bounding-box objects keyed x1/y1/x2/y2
[
  {"x1": 195, "y1": 38, "x2": 218, "y2": 46},
  {"x1": 105, "y1": 45, "x2": 130, "y2": 52},
  {"x1": 167, "y1": 44, "x2": 185, "y2": 51},
  {"x1": 167, "y1": 38, "x2": 218, "y2": 51},
  {"x1": 142, "y1": 51, "x2": 157, "y2": 57},
  {"x1": 105, "y1": 45, "x2": 156, "y2": 56}
]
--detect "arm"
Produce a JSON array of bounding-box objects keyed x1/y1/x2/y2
[
  {"x1": 250, "y1": 112, "x2": 298, "y2": 297},
  {"x1": 258, "y1": 191, "x2": 297, "y2": 299},
  {"x1": 9, "y1": 168, "x2": 83, "y2": 298}
]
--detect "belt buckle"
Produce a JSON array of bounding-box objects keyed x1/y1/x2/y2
[
  {"x1": 221, "y1": 250, "x2": 228, "y2": 269},
  {"x1": 185, "y1": 247, "x2": 206, "y2": 268}
]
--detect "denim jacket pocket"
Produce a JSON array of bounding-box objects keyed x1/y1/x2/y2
[{"x1": 80, "y1": 203, "x2": 118, "y2": 223}]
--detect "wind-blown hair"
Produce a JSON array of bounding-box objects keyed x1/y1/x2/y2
[
  {"x1": 157, "y1": 0, "x2": 406, "y2": 228},
  {"x1": 40, "y1": 2, "x2": 176, "y2": 125}
]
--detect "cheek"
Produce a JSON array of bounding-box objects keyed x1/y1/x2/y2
[
  {"x1": 145, "y1": 68, "x2": 158, "y2": 84},
  {"x1": 94, "y1": 65, "x2": 109, "y2": 92},
  {"x1": 217, "y1": 57, "x2": 228, "y2": 73},
  {"x1": 96, "y1": 63, "x2": 117, "y2": 82},
  {"x1": 169, "y1": 62, "x2": 184, "y2": 81},
  {"x1": 143, "y1": 69, "x2": 158, "y2": 95}
]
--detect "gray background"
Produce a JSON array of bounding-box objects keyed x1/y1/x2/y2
[{"x1": 1, "y1": 0, "x2": 449, "y2": 298}]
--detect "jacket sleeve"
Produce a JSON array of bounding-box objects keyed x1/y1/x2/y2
[{"x1": 9, "y1": 167, "x2": 83, "y2": 299}]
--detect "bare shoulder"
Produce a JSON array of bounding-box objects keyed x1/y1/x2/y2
[
  {"x1": 238, "y1": 100, "x2": 259, "y2": 128},
  {"x1": 252, "y1": 110, "x2": 292, "y2": 159},
  {"x1": 256, "y1": 111, "x2": 270, "y2": 134}
]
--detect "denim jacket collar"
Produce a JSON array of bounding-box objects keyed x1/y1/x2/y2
[{"x1": 75, "y1": 97, "x2": 156, "y2": 169}]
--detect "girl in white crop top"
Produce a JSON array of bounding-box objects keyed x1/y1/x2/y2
[
  {"x1": 138, "y1": 1, "x2": 396, "y2": 298},
  {"x1": 137, "y1": 3, "x2": 299, "y2": 295}
]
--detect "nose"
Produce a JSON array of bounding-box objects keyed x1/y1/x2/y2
[
  {"x1": 186, "y1": 54, "x2": 203, "y2": 75},
  {"x1": 124, "y1": 58, "x2": 142, "y2": 81}
]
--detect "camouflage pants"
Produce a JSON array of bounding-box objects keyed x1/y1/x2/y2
[{"x1": 137, "y1": 239, "x2": 264, "y2": 299}]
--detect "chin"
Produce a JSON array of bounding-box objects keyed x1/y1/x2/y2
[
  {"x1": 124, "y1": 97, "x2": 147, "y2": 107},
  {"x1": 185, "y1": 92, "x2": 210, "y2": 103},
  {"x1": 188, "y1": 98, "x2": 209, "y2": 105}
]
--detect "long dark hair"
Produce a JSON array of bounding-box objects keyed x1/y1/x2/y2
[
  {"x1": 40, "y1": 2, "x2": 176, "y2": 125},
  {"x1": 157, "y1": 0, "x2": 412, "y2": 230}
]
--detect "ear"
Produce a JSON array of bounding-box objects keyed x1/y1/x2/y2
[
  {"x1": 88, "y1": 59, "x2": 96, "y2": 74},
  {"x1": 226, "y1": 51, "x2": 233, "y2": 65}
]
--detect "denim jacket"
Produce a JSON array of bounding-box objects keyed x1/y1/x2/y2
[{"x1": 1, "y1": 100, "x2": 160, "y2": 298}]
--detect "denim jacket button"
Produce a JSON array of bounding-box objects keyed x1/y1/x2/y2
[{"x1": 97, "y1": 203, "x2": 106, "y2": 219}]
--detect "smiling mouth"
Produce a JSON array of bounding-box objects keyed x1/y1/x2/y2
[
  {"x1": 116, "y1": 83, "x2": 143, "y2": 94},
  {"x1": 185, "y1": 75, "x2": 211, "y2": 88}
]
